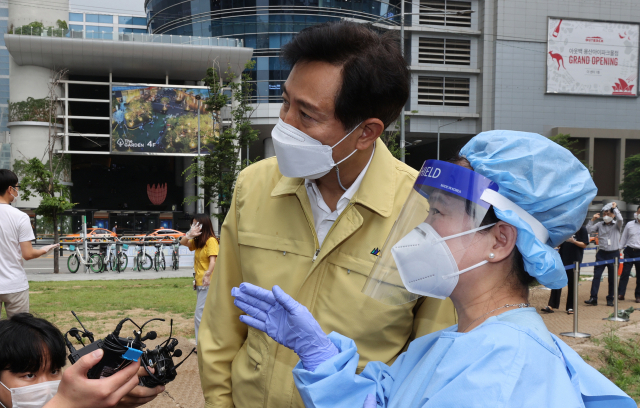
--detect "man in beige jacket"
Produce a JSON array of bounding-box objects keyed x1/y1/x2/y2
[{"x1": 197, "y1": 21, "x2": 457, "y2": 408}]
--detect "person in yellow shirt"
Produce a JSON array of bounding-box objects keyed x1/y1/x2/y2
[{"x1": 180, "y1": 214, "x2": 219, "y2": 343}]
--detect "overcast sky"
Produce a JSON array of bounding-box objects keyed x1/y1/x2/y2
[{"x1": 69, "y1": 0, "x2": 146, "y2": 15}]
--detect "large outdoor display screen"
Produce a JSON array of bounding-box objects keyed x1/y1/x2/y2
[
  {"x1": 111, "y1": 85, "x2": 218, "y2": 154},
  {"x1": 547, "y1": 18, "x2": 639, "y2": 96}
]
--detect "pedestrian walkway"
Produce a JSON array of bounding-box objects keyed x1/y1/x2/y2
[
  {"x1": 27, "y1": 269, "x2": 194, "y2": 282},
  {"x1": 531, "y1": 278, "x2": 639, "y2": 347}
]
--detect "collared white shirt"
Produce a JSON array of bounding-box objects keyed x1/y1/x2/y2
[
  {"x1": 620, "y1": 219, "x2": 640, "y2": 250},
  {"x1": 305, "y1": 145, "x2": 375, "y2": 247}
]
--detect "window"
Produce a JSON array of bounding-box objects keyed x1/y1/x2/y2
[
  {"x1": 419, "y1": 0, "x2": 472, "y2": 27},
  {"x1": 119, "y1": 16, "x2": 133, "y2": 25},
  {"x1": 417, "y1": 76, "x2": 470, "y2": 106},
  {"x1": 118, "y1": 28, "x2": 147, "y2": 33},
  {"x1": 133, "y1": 17, "x2": 147, "y2": 26},
  {"x1": 86, "y1": 14, "x2": 112, "y2": 24},
  {"x1": 69, "y1": 24, "x2": 83, "y2": 31},
  {"x1": 86, "y1": 26, "x2": 112, "y2": 32},
  {"x1": 418, "y1": 38, "x2": 471, "y2": 65},
  {"x1": 69, "y1": 12, "x2": 83, "y2": 22}
]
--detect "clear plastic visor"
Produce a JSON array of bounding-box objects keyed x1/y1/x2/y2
[{"x1": 362, "y1": 160, "x2": 498, "y2": 305}]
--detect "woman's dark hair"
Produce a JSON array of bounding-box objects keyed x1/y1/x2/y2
[
  {"x1": 191, "y1": 214, "x2": 217, "y2": 250},
  {"x1": 0, "y1": 313, "x2": 67, "y2": 373},
  {"x1": 281, "y1": 21, "x2": 410, "y2": 130},
  {"x1": 0, "y1": 169, "x2": 18, "y2": 196},
  {"x1": 448, "y1": 154, "x2": 534, "y2": 297}
]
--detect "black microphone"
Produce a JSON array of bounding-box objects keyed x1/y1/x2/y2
[{"x1": 141, "y1": 331, "x2": 157, "y2": 342}]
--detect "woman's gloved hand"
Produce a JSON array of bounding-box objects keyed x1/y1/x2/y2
[
  {"x1": 231, "y1": 283, "x2": 339, "y2": 372},
  {"x1": 363, "y1": 394, "x2": 377, "y2": 408},
  {"x1": 185, "y1": 222, "x2": 202, "y2": 240}
]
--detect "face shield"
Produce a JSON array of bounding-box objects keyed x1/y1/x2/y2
[{"x1": 362, "y1": 160, "x2": 499, "y2": 305}]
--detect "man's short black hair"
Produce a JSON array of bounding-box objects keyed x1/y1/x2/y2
[
  {"x1": 281, "y1": 21, "x2": 410, "y2": 130},
  {"x1": 0, "y1": 169, "x2": 18, "y2": 196},
  {"x1": 0, "y1": 313, "x2": 67, "y2": 373}
]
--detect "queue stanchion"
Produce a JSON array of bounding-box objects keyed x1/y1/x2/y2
[
  {"x1": 561, "y1": 261, "x2": 591, "y2": 338},
  {"x1": 605, "y1": 256, "x2": 629, "y2": 322}
]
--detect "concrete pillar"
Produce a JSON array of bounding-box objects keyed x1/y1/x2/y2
[
  {"x1": 183, "y1": 158, "x2": 196, "y2": 214},
  {"x1": 264, "y1": 137, "x2": 275, "y2": 158},
  {"x1": 587, "y1": 137, "x2": 595, "y2": 172},
  {"x1": 618, "y1": 138, "x2": 626, "y2": 199}
]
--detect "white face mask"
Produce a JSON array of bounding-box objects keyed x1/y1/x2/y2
[
  {"x1": 271, "y1": 118, "x2": 361, "y2": 179},
  {"x1": 634, "y1": 213, "x2": 639, "y2": 221},
  {"x1": 9, "y1": 186, "x2": 18, "y2": 200},
  {"x1": 391, "y1": 222, "x2": 496, "y2": 299},
  {"x1": 0, "y1": 380, "x2": 60, "y2": 408},
  {"x1": 603, "y1": 215, "x2": 613, "y2": 223}
]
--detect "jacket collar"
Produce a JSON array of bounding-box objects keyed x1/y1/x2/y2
[{"x1": 270, "y1": 141, "x2": 397, "y2": 218}]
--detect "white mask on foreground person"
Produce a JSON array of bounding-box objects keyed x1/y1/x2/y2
[
  {"x1": 271, "y1": 118, "x2": 362, "y2": 180},
  {"x1": 0, "y1": 380, "x2": 60, "y2": 408}
]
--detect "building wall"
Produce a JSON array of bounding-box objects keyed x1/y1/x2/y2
[{"x1": 493, "y1": 0, "x2": 640, "y2": 136}]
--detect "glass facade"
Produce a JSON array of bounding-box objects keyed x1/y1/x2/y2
[
  {"x1": 146, "y1": 0, "x2": 400, "y2": 102},
  {"x1": 69, "y1": 12, "x2": 84, "y2": 22}
]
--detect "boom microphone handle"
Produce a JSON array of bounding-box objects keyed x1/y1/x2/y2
[{"x1": 71, "y1": 311, "x2": 94, "y2": 343}]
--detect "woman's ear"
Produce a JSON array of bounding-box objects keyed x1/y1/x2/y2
[{"x1": 487, "y1": 221, "x2": 517, "y2": 263}]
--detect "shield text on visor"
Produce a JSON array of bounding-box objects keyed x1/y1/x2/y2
[{"x1": 362, "y1": 160, "x2": 499, "y2": 305}]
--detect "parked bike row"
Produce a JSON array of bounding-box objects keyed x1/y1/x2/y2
[{"x1": 64, "y1": 238, "x2": 181, "y2": 273}]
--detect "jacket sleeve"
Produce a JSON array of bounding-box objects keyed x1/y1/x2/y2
[
  {"x1": 614, "y1": 208, "x2": 623, "y2": 232},
  {"x1": 293, "y1": 332, "x2": 403, "y2": 408},
  {"x1": 586, "y1": 219, "x2": 598, "y2": 234},
  {"x1": 197, "y1": 172, "x2": 247, "y2": 408}
]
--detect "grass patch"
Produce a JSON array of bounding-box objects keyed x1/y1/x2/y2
[
  {"x1": 28, "y1": 278, "x2": 195, "y2": 316},
  {"x1": 599, "y1": 328, "x2": 640, "y2": 402},
  {"x1": 16, "y1": 278, "x2": 199, "y2": 339}
]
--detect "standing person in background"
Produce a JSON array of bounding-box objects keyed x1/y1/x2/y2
[
  {"x1": 541, "y1": 226, "x2": 588, "y2": 314},
  {"x1": 112, "y1": 223, "x2": 117, "y2": 235},
  {"x1": 179, "y1": 214, "x2": 218, "y2": 344},
  {"x1": 585, "y1": 202, "x2": 623, "y2": 307},
  {"x1": 0, "y1": 170, "x2": 58, "y2": 317},
  {"x1": 618, "y1": 206, "x2": 640, "y2": 303}
]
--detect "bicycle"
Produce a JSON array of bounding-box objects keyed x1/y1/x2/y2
[
  {"x1": 171, "y1": 239, "x2": 180, "y2": 270},
  {"x1": 132, "y1": 242, "x2": 153, "y2": 271},
  {"x1": 67, "y1": 244, "x2": 104, "y2": 273},
  {"x1": 153, "y1": 244, "x2": 166, "y2": 272},
  {"x1": 107, "y1": 242, "x2": 129, "y2": 272}
]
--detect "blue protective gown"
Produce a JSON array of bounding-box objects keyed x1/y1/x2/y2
[{"x1": 293, "y1": 308, "x2": 635, "y2": 408}]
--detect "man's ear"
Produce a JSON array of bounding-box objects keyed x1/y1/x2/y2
[
  {"x1": 355, "y1": 118, "x2": 384, "y2": 151},
  {"x1": 487, "y1": 222, "x2": 518, "y2": 263}
]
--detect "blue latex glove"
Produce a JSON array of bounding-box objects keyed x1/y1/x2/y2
[
  {"x1": 363, "y1": 394, "x2": 377, "y2": 408},
  {"x1": 231, "y1": 282, "x2": 339, "y2": 372}
]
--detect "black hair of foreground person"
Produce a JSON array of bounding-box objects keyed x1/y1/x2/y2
[
  {"x1": 281, "y1": 21, "x2": 410, "y2": 130},
  {"x1": 0, "y1": 313, "x2": 66, "y2": 374}
]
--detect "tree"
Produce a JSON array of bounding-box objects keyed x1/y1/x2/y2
[
  {"x1": 620, "y1": 154, "x2": 640, "y2": 204},
  {"x1": 184, "y1": 61, "x2": 259, "y2": 224},
  {"x1": 380, "y1": 111, "x2": 417, "y2": 160},
  {"x1": 13, "y1": 69, "x2": 74, "y2": 274}
]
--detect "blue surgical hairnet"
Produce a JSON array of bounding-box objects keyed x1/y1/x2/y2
[{"x1": 460, "y1": 130, "x2": 597, "y2": 289}]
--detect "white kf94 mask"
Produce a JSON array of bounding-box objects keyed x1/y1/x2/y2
[
  {"x1": 271, "y1": 118, "x2": 362, "y2": 180},
  {"x1": 0, "y1": 380, "x2": 60, "y2": 408},
  {"x1": 391, "y1": 222, "x2": 495, "y2": 300}
]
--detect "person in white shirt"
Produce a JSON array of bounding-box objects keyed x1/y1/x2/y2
[
  {"x1": 0, "y1": 170, "x2": 58, "y2": 317},
  {"x1": 619, "y1": 206, "x2": 640, "y2": 303}
]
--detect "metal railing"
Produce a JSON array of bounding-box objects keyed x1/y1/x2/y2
[{"x1": 9, "y1": 27, "x2": 244, "y2": 47}]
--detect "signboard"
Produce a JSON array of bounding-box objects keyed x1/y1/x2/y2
[
  {"x1": 546, "y1": 18, "x2": 639, "y2": 96},
  {"x1": 111, "y1": 85, "x2": 219, "y2": 154}
]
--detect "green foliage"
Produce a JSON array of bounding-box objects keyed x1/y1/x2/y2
[
  {"x1": 620, "y1": 154, "x2": 640, "y2": 204},
  {"x1": 184, "y1": 61, "x2": 259, "y2": 223},
  {"x1": 14, "y1": 20, "x2": 68, "y2": 37},
  {"x1": 9, "y1": 97, "x2": 54, "y2": 122},
  {"x1": 598, "y1": 329, "x2": 640, "y2": 402},
  {"x1": 12, "y1": 156, "x2": 75, "y2": 223},
  {"x1": 380, "y1": 112, "x2": 417, "y2": 160}
]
